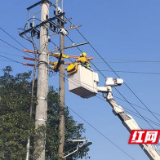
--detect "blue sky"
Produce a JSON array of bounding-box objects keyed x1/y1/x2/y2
[{"x1": 0, "y1": 0, "x2": 160, "y2": 160}]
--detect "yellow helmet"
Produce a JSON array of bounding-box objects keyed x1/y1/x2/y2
[{"x1": 82, "y1": 52, "x2": 87, "y2": 57}]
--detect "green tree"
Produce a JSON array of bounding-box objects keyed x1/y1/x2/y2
[{"x1": 0, "y1": 66, "x2": 89, "y2": 160}]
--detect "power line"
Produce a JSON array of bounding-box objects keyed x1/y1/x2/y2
[
  {"x1": 0, "y1": 27, "x2": 28, "y2": 50},
  {"x1": 53, "y1": 73, "x2": 136, "y2": 159},
  {"x1": 0, "y1": 59, "x2": 14, "y2": 62},
  {"x1": 0, "y1": 55, "x2": 22, "y2": 64},
  {"x1": 68, "y1": 21, "x2": 160, "y2": 127},
  {"x1": 1, "y1": 55, "x2": 158, "y2": 160},
  {"x1": 114, "y1": 96, "x2": 160, "y2": 117},
  {"x1": 66, "y1": 35, "x2": 83, "y2": 52},
  {"x1": 2, "y1": 55, "x2": 160, "y2": 126},
  {"x1": 1, "y1": 57, "x2": 160, "y2": 128},
  {"x1": 58, "y1": 72, "x2": 160, "y2": 127},
  {"x1": 54, "y1": 82, "x2": 137, "y2": 159},
  {"x1": 126, "y1": 110, "x2": 160, "y2": 128},
  {"x1": 0, "y1": 38, "x2": 34, "y2": 58},
  {"x1": 0, "y1": 45, "x2": 25, "y2": 50},
  {"x1": 0, "y1": 51, "x2": 23, "y2": 57},
  {"x1": 93, "y1": 58, "x2": 160, "y2": 63},
  {"x1": 1, "y1": 51, "x2": 159, "y2": 127},
  {"x1": 64, "y1": 33, "x2": 155, "y2": 129},
  {"x1": 97, "y1": 69, "x2": 160, "y2": 75},
  {"x1": 66, "y1": 106, "x2": 136, "y2": 160}
]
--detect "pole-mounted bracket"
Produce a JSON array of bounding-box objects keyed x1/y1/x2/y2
[
  {"x1": 49, "y1": 42, "x2": 89, "y2": 52},
  {"x1": 27, "y1": 0, "x2": 52, "y2": 10},
  {"x1": 63, "y1": 141, "x2": 92, "y2": 158},
  {"x1": 97, "y1": 78, "x2": 124, "y2": 100},
  {"x1": 19, "y1": 13, "x2": 65, "y2": 37},
  {"x1": 49, "y1": 24, "x2": 82, "y2": 36}
]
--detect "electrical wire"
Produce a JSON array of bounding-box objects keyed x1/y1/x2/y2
[
  {"x1": 67, "y1": 106, "x2": 136, "y2": 160},
  {"x1": 1, "y1": 15, "x2": 157, "y2": 159},
  {"x1": 61, "y1": 42, "x2": 156, "y2": 128},
  {"x1": 0, "y1": 27, "x2": 28, "y2": 50},
  {"x1": 2, "y1": 53, "x2": 160, "y2": 126},
  {"x1": 0, "y1": 28, "x2": 35, "y2": 58},
  {"x1": 0, "y1": 54, "x2": 159, "y2": 128},
  {"x1": 65, "y1": 19, "x2": 160, "y2": 128},
  {"x1": 0, "y1": 51, "x2": 23, "y2": 57},
  {"x1": 0, "y1": 59, "x2": 14, "y2": 62},
  {"x1": 50, "y1": 39, "x2": 59, "y2": 49},
  {"x1": 93, "y1": 58, "x2": 160, "y2": 63},
  {"x1": 0, "y1": 38, "x2": 34, "y2": 58},
  {"x1": 64, "y1": 33, "x2": 155, "y2": 129},
  {"x1": 0, "y1": 55, "x2": 157, "y2": 160},
  {"x1": 114, "y1": 96, "x2": 160, "y2": 117},
  {"x1": 97, "y1": 69, "x2": 160, "y2": 75},
  {"x1": 0, "y1": 54, "x2": 22, "y2": 64},
  {"x1": 78, "y1": 31, "x2": 160, "y2": 124},
  {"x1": 56, "y1": 73, "x2": 136, "y2": 160},
  {"x1": 66, "y1": 35, "x2": 83, "y2": 53},
  {"x1": 0, "y1": 45, "x2": 27, "y2": 50},
  {"x1": 57, "y1": 71, "x2": 160, "y2": 127},
  {"x1": 20, "y1": 21, "x2": 40, "y2": 160}
]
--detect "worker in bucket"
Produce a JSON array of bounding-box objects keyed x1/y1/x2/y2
[{"x1": 76, "y1": 52, "x2": 90, "y2": 68}]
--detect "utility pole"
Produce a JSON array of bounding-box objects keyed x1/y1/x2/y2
[
  {"x1": 58, "y1": 2, "x2": 65, "y2": 158},
  {"x1": 35, "y1": 1, "x2": 49, "y2": 160},
  {"x1": 20, "y1": 1, "x2": 88, "y2": 159}
]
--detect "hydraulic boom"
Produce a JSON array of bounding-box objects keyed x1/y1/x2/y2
[{"x1": 97, "y1": 78, "x2": 160, "y2": 160}]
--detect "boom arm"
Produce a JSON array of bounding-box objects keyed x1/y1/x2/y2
[
  {"x1": 107, "y1": 98, "x2": 160, "y2": 160},
  {"x1": 97, "y1": 78, "x2": 160, "y2": 160}
]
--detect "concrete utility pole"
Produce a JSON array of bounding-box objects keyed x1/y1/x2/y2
[
  {"x1": 35, "y1": 1, "x2": 49, "y2": 160},
  {"x1": 58, "y1": 3, "x2": 65, "y2": 159}
]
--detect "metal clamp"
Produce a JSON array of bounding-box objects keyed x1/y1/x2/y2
[
  {"x1": 41, "y1": 52, "x2": 48, "y2": 55},
  {"x1": 36, "y1": 118, "x2": 46, "y2": 121},
  {"x1": 38, "y1": 97, "x2": 46, "y2": 100}
]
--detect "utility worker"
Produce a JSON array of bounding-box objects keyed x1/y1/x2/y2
[
  {"x1": 76, "y1": 52, "x2": 90, "y2": 68},
  {"x1": 67, "y1": 52, "x2": 90, "y2": 74}
]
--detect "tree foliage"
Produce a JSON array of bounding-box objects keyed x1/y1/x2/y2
[{"x1": 0, "y1": 66, "x2": 89, "y2": 160}]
